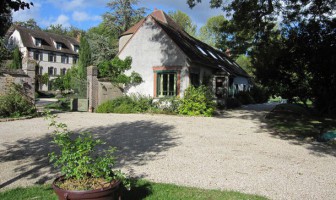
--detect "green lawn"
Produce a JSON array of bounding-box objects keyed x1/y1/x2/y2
[{"x1": 0, "y1": 180, "x2": 267, "y2": 200}]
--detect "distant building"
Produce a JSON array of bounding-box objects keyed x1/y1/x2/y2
[
  {"x1": 6, "y1": 26, "x2": 79, "y2": 91},
  {"x1": 118, "y1": 10, "x2": 251, "y2": 102}
]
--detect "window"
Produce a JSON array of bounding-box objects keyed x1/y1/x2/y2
[
  {"x1": 190, "y1": 73, "x2": 200, "y2": 87},
  {"x1": 61, "y1": 68, "x2": 66, "y2": 75},
  {"x1": 74, "y1": 45, "x2": 79, "y2": 53},
  {"x1": 61, "y1": 55, "x2": 69, "y2": 64},
  {"x1": 73, "y1": 56, "x2": 78, "y2": 64},
  {"x1": 39, "y1": 67, "x2": 43, "y2": 75},
  {"x1": 9, "y1": 36, "x2": 14, "y2": 45},
  {"x1": 48, "y1": 81, "x2": 53, "y2": 90},
  {"x1": 48, "y1": 54, "x2": 56, "y2": 62},
  {"x1": 157, "y1": 72, "x2": 177, "y2": 97},
  {"x1": 53, "y1": 68, "x2": 57, "y2": 76},
  {"x1": 34, "y1": 52, "x2": 42, "y2": 61},
  {"x1": 56, "y1": 42, "x2": 62, "y2": 50},
  {"x1": 196, "y1": 45, "x2": 207, "y2": 56},
  {"x1": 48, "y1": 67, "x2": 54, "y2": 76},
  {"x1": 208, "y1": 50, "x2": 218, "y2": 60},
  {"x1": 35, "y1": 38, "x2": 42, "y2": 47}
]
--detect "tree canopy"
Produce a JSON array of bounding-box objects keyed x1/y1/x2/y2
[
  {"x1": 78, "y1": 36, "x2": 92, "y2": 79},
  {"x1": 168, "y1": 10, "x2": 197, "y2": 36},
  {"x1": 198, "y1": 15, "x2": 226, "y2": 48}
]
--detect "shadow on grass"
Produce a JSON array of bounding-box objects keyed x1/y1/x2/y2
[{"x1": 0, "y1": 120, "x2": 177, "y2": 190}]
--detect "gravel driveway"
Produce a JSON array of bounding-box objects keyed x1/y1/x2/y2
[{"x1": 0, "y1": 106, "x2": 335, "y2": 200}]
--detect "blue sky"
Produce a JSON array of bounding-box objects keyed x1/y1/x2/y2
[{"x1": 12, "y1": 0, "x2": 224, "y2": 31}]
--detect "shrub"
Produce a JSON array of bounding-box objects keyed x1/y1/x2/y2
[
  {"x1": 152, "y1": 97, "x2": 181, "y2": 114},
  {"x1": 226, "y1": 97, "x2": 242, "y2": 109},
  {"x1": 96, "y1": 95, "x2": 154, "y2": 114},
  {"x1": 236, "y1": 91, "x2": 255, "y2": 105},
  {"x1": 178, "y1": 85, "x2": 215, "y2": 117},
  {"x1": 0, "y1": 84, "x2": 36, "y2": 118},
  {"x1": 250, "y1": 85, "x2": 269, "y2": 103}
]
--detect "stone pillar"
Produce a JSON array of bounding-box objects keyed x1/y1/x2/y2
[
  {"x1": 87, "y1": 66, "x2": 98, "y2": 112},
  {"x1": 24, "y1": 60, "x2": 36, "y2": 102}
]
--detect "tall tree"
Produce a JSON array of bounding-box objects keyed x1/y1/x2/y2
[
  {"x1": 102, "y1": 0, "x2": 146, "y2": 35},
  {"x1": 168, "y1": 10, "x2": 197, "y2": 36},
  {"x1": 86, "y1": 23, "x2": 118, "y2": 65},
  {"x1": 198, "y1": 15, "x2": 226, "y2": 48},
  {"x1": 14, "y1": 18, "x2": 41, "y2": 30},
  {"x1": 187, "y1": 0, "x2": 336, "y2": 113},
  {"x1": 45, "y1": 24, "x2": 68, "y2": 35},
  {"x1": 10, "y1": 46, "x2": 21, "y2": 69},
  {"x1": 78, "y1": 36, "x2": 92, "y2": 79}
]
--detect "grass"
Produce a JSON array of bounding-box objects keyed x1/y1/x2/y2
[{"x1": 0, "y1": 180, "x2": 267, "y2": 200}]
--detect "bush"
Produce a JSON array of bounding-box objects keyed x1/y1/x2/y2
[
  {"x1": 226, "y1": 97, "x2": 242, "y2": 109},
  {"x1": 250, "y1": 85, "x2": 269, "y2": 103},
  {"x1": 236, "y1": 91, "x2": 255, "y2": 105},
  {"x1": 96, "y1": 94, "x2": 154, "y2": 114},
  {"x1": 0, "y1": 84, "x2": 36, "y2": 118},
  {"x1": 152, "y1": 97, "x2": 181, "y2": 114},
  {"x1": 178, "y1": 85, "x2": 215, "y2": 117}
]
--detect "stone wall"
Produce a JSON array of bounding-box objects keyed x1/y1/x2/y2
[{"x1": 98, "y1": 81, "x2": 123, "y2": 106}]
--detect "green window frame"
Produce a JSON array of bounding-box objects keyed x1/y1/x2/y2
[{"x1": 157, "y1": 71, "x2": 177, "y2": 97}]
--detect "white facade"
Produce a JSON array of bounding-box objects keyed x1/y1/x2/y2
[{"x1": 7, "y1": 29, "x2": 78, "y2": 91}]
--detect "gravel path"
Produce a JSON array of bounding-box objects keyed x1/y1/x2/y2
[{"x1": 0, "y1": 107, "x2": 335, "y2": 200}]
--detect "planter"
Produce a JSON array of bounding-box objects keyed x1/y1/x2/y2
[{"x1": 52, "y1": 176, "x2": 121, "y2": 200}]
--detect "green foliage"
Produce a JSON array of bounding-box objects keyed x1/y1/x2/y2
[
  {"x1": 235, "y1": 55, "x2": 253, "y2": 77},
  {"x1": 0, "y1": 37, "x2": 12, "y2": 65},
  {"x1": 178, "y1": 85, "x2": 215, "y2": 117},
  {"x1": 96, "y1": 95, "x2": 153, "y2": 114},
  {"x1": 250, "y1": 85, "x2": 268, "y2": 104},
  {"x1": 51, "y1": 76, "x2": 65, "y2": 91},
  {"x1": 14, "y1": 18, "x2": 41, "y2": 30},
  {"x1": 45, "y1": 99, "x2": 70, "y2": 111},
  {"x1": 78, "y1": 36, "x2": 92, "y2": 79},
  {"x1": 0, "y1": 84, "x2": 36, "y2": 118},
  {"x1": 168, "y1": 10, "x2": 197, "y2": 36},
  {"x1": 98, "y1": 56, "x2": 142, "y2": 88},
  {"x1": 198, "y1": 15, "x2": 226, "y2": 48},
  {"x1": 45, "y1": 112, "x2": 129, "y2": 190},
  {"x1": 103, "y1": 0, "x2": 146, "y2": 35}
]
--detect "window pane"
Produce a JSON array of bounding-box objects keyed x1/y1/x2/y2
[
  {"x1": 162, "y1": 74, "x2": 168, "y2": 96},
  {"x1": 169, "y1": 74, "x2": 175, "y2": 95}
]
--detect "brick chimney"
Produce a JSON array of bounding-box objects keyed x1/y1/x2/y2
[{"x1": 225, "y1": 48, "x2": 232, "y2": 57}]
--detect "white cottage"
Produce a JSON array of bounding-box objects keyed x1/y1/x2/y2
[{"x1": 118, "y1": 10, "x2": 251, "y2": 99}]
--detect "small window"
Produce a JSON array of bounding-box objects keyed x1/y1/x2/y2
[
  {"x1": 9, "y1": 36, "x2": 14, "y2": 45},
  {"x1": 48, "y1": 53, "x2": 56, "y2": 62},
  {"x1": 157, "y1": 72, "x2": 177, "y2": 97},
  {"x1": 61, "y1": 68, "x2": 66, "y2": 75},
  {"x1": 48, "y1": 81, "x2": 53, "y2": 90},
  {"x1": 48, "y1": 67, "x2": 54, "y2": 76},
  {"x1": 73, "y1": 56, "x2": 78, "y2": 64},
  {"x1": 34, "y1": 52, "x2": 42, "y2": 61},
  {"x1": 196, "y1": 45, "x2": 207, "y2": 56},
  {"x1": 208, "y1": 51, "x2": 218, "y2": 60},
  {"x1": 53, "y1": 68, "x2": 57, "y2": 75},
  {"x1": 61, "y1": 55, "x2": 68, "y2": 64},
  {"x1": 56, "y1": 43, "x2": 62, "y2": 50},
  {"x1": 74, "y1": 45, "x2": 79, "y2": 53},
  {"x1": 190, "y1": 73, "x2": 200, "y2": 87},
  {"x1": 39, "y1": 67, "x2": 43, "y2": 75},
  {"x1": 35, "y1": 38, "x2": 42, "y2": 47}
]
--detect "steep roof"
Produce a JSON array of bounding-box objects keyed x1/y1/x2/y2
[
  {"x1": 120, "y1": 10, "x2": 250, "y2": 78},
  {"x1": 7, "y1": 25, "x2": 79, "y2": 55}
]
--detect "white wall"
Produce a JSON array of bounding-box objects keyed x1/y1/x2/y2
[
  {"x1": 233, "y1": 76, "x2": 251, "y2": 91},
  {"x1": 118, "y1": 17, "x2": 189, "y2": 97}
]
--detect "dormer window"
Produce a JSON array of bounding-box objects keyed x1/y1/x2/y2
[
  {"x1": 74, "y1": 45, "x2": 79, "y2": 53},
  {"x1": 35, "y1": 38, "x2": 42, "y2": 47},
  {"x1": 56, "y1": 42, "x2": 62, "y2": 50}
]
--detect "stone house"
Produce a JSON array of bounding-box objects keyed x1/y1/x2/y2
[
  {"x1": 6, "y1": 26, "x2": 79, "y2": 91},
  {"x1": 118, "y1": 10, "x2": 251, "y2": 101}
]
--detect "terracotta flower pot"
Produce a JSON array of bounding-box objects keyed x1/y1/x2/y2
[{"x1": 52, "y1": 176, "x2": 121, "y2": 200}]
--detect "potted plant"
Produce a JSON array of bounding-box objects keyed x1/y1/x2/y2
[{"x1": 45, "y1": 112, "x2": 129, "y2": 200}]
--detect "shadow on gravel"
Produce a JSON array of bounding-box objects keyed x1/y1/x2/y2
[{"x1": 0, "y1": 120, "x2": 177, "y2": 190}]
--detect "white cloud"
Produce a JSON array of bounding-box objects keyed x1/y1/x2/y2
[
  {"x1": 12, "y1": 2, "x2": 41, "y2": 22},
  {"x1": 72, "y1": 11, "x2": 101, "y2": 22},
  {"x1": 54, "y1": 14, "x2": 71, "y2": 27}
]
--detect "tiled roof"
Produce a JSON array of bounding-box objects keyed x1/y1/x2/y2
[
  {"x1": 120, "y1": 10, "x2": 250, "y2": 78},
  {"x1": 8, "y1": 25, "x2": 79, "y2": 55}
]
